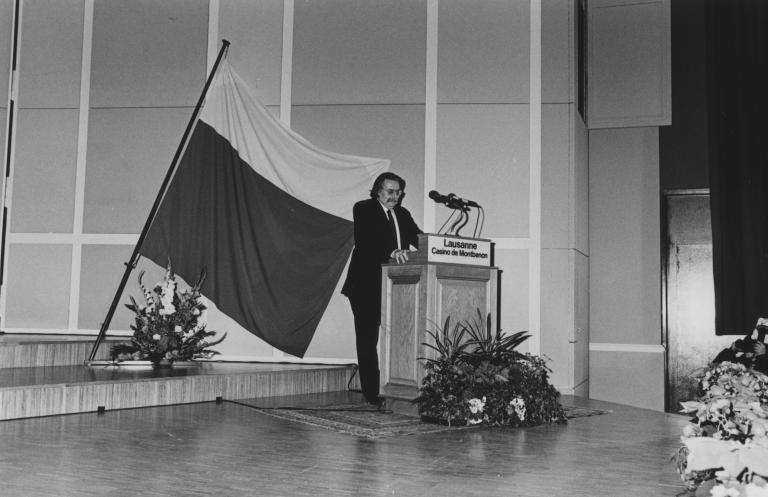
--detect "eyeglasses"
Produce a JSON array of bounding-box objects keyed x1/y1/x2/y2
[{"x1": 382, "y1": 188, "x2": 403, "y2": 196}]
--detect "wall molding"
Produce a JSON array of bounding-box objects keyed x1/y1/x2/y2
[
  {"x1": 590, "y1": 342, "x2": 665, "y2": 354},
  {"x1": 529, "y1": 0, "x2": 542, "y2": 355},
  {"x1": 422, "y1": 0, "x2": 438, "y2": 234},
  {"x1": 279, "y1": 0, "x2": 294, "y2": 127},
  {"x1": 67, "y1": 0, "x2": 94, "y2": 332}
]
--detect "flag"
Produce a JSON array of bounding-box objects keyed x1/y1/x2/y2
[{"x1": 140, "y1": 60, "x2": 388, "y2": 358}]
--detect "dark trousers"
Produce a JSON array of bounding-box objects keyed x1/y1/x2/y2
[{"x1": 348, "y1": 293, "x2": 381, "y2": 402}]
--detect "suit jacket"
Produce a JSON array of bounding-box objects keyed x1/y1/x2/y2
[{"x1": 342, "y1": 198, "x2": 422, "y2": 301}]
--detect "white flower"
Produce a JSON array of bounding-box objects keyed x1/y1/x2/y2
[
  {"x1": 157, "y1": 273, "x2": 177, "y2": 315},
  {"x1": 468, "y1": 397, "x2": 486, "y2": 414},
  {"x1": 745, "y1": 482, "x2": 768, "y2": 497},
  {"x1": 752, "y1": 419, "x2": 768, "y2": 438},
  {"x1": 174, "y1": 325, "x2": 182, "y2": 333},
  {"x1": 152, "y1": 334, "x2": 161, "y2": 341},
  {"x1": 710, "y1": 484, "x2": 742, "y2": 497},
  {"x1": 710, "y1": 386, "x2": 727, "y2": 397},
  {"x1": 192, "y1": 308, "x2": 201, "y2": 316},
  {"x1": 682, "y1": 423, "x2": 702, "y2": 438},
  {"x1": 509, "y1": 397, "x2": 526, "y2": 421}
]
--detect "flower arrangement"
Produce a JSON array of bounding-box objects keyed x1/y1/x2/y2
[
  {"x1": 110, "y1": 263, "x2": 226, "y2": 365},
  {"x1": 415, "y1": 310, "x2": 566, "y2": 427},
  {"x1": 674, "y1": 361, "x2": 768, "y2": 496}
]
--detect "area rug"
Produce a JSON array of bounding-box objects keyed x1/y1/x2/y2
[
  {"x1": 562, "y1": 405, "x2": 612, "y2": 419},
  {"x1": 236, "y1": 401, "x2": 609, "y2": 439}
]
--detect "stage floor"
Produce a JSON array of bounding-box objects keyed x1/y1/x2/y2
[{"x1": 0, "y1": 391, "x2": 692, "y2": 497}]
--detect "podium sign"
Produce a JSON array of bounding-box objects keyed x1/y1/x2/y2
[{"x1": 424, "y1": 234, "x2": 491, "y2": 267}]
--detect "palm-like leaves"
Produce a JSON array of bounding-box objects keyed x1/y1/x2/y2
[
  {"x1": 421, "y1": 309, "x2": 531, "y2": 367},
  {"x1": 461, "y1": 309, "x2": 530, "y2": 364},
  {"x1": 420, "y1": 316, "x2": 474, "y2": 368}
]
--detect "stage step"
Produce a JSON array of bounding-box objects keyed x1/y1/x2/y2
[
  {"x1": 0, "y1": 362, "x2": 357, "y2": 421},
  {"x1": 0, "y1": 335, "x2": 125, "y2": 369}
]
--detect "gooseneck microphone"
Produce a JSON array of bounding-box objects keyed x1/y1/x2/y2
[{"x1": 428, "y1": 190, "x2": 480, "y2": 208}]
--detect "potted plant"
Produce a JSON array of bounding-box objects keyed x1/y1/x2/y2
[
  {"x1": 415, "y1": 309, "x2": 566, "y2": 427},
  {"x1": 110, "y1": 263, "x2": 226, "y2": 367}
]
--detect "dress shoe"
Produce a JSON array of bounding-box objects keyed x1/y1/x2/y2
[{"x1": 367, "y1": 395, "x2": 385, "y2": 407}]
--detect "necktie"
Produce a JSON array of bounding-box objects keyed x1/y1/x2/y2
[{"x1": 387, "y1": 210, "x2": 399, "y2": 249}]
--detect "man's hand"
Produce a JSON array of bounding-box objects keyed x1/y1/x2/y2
[
  {"x1": 754, "y1": 341, "x2": 766, "y2": 357},
  {"x1": 391, "y1": 249, "x2": 410, "y2": 264}
]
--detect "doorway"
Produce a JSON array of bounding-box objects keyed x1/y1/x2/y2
[{"x1": 663, "y1": 190, "x2": 732, "y2": 412}]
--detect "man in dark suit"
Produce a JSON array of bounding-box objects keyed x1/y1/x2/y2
[{"x1": 342, "y1": 172, "x2": 422, "y2": 406}]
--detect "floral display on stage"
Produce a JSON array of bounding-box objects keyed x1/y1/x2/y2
[
  {"x1": 674, "y1": 360, "x2": 768, "y2": 496},
  {"x1": 110, "y1": 263, "x2": 226, "y2": 365},
  {"x1": 415, "y1": 310, "x2": 566, "y2": 427}
]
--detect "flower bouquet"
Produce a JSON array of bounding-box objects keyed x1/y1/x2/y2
[
  {"x1": 415, "y1": 310, "x2": 566, "y2": 427},
  {"x1": 674, "y1": 361, "x2": 768, "y2": 496},
  {"x1": 110, "y1": 263, "x2": 226, "y2": 366}
]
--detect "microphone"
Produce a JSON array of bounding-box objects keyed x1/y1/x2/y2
[{"x1": 428, "y1": 190, "x2": 480, "y2": 208}]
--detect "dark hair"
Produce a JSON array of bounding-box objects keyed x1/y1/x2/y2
[{"x1": 369, "y1": 172, "x2": 406, "y2": 199}]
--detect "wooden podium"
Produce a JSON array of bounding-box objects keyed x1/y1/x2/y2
[{"x1": 379, "y1": 233, "x2": 498, "y2": 411}]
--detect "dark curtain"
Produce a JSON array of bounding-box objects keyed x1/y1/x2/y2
[{"x1": 707, "y1": 0, "x2": 768, "y2": 334}]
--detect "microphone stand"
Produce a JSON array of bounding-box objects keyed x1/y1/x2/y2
[
  {"x1": 450, "y1": 206, "x2": 471, "y2": 236},
  {"x1": 433, "y1": 196, "x2": 482, "y2": 237}
]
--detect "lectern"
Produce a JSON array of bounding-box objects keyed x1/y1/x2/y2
[{"x1": 379, "y1": 233, "x2": 498, "y2": 411}]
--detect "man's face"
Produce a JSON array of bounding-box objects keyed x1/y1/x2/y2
[{"x1": 377, "y1": 179, "x2": 403, "y2": 209}]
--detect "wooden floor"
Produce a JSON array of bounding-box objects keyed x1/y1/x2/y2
[{"x1": 0, "y1": 390, "x2": 692, "y2": 497}]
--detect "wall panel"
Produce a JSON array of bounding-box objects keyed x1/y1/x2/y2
[
  {"x1": 0, "y1": 0, "x2": 12, "y2": 101},
  {"x1": 304, "y1": 275, "x2": 356, "y2": 359},
  {"x1": 0, "y1": 111, "x2": 5, "y2": 155},
  {"x1": 0, "y1": 0, "x2": 10, "y2": 170},
  {"x1": 78, "y1": 244, "x2": 134, "y2": 331},
  {"x1": 11, "y1": 109, "x2": 77, "y2": 233},
  {"x1": 203, "y1": 301, "x2": 276, "y2": 359},
  {"x1": 5, "y1": 244, "x2": 71, "y2": 328},
  {"x1": 591, "y1": 348, "x2": 664, "y2": 410},
  {"x1": 541, "y1": 248, "x2": 571, "y2": 389},
  {"x1": 588, "y1": 0, "x2": 671, "y2": 128},
  {"x1": 84, "y1": 108, "x2": 191, "y2": 234},
  {"x1": 437, "y1": 0, "x2": 529, "y2": 104},
  {"x1": 574, "y1": 107, "x2": 589, "y2": 255},
  {"x1": 292, "y1": 0, "x2": 427, "y2": 105},
  {"x1": 541, "y1": 103, "x2": 569, "y2": 248},
  {"x1": 292, "y1": 104, "x2": 425, "y2": 224},
  {"x1": 541, "y1": 0, "x2": 572, "y2": 104},
  {"x1": 436, "y1": 103, "x2": 529, "y2": 238},
  {"x1": 17, "y1": 0, "x2": 83, "y2": 109},
  {"x1": 219, "y1": 0, "x2": 283, "y2": 106},
  {"x1": 495, "y1": 248, "x2": 529, "y2": 352},
  {"x1": 90, "y1": 0, "x2": 208, "y2": 108},
  {"x1": 589, "y1": 127, "x2": 660, "y2": 345},
  {"x1": 574, "y1": 250, "x2": 589, "y2": 390}
]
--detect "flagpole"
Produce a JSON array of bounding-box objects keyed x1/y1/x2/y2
[{"x1": 87, "y1": 40, "x2": 231, "y2": 362}]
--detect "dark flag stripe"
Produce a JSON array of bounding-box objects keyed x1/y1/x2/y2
[{"x1": 140, "y1": 121, "x2": 354, "y2": 358}]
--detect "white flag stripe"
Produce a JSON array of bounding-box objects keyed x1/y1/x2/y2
[{"x1": 199, "y1": 60, "x2": 389, "y2": 221}]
